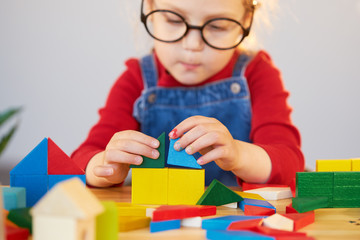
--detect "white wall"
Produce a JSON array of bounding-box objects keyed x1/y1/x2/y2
[{"x1": 1, "y1": 0, "x2": 360, "y2": 174}]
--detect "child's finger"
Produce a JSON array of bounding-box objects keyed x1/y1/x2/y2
[
  {"x1": 114, "y1": 130, "x2": 160, "y2": 148},
  {"x1": 197, "y1": 147, "x2": 229, "y2": 167},
  {"x1": 183, "y1": 132, "x2": 218, "y2": 155},
  {"x1": 107, "y1": 139, "x2": 160, "y2": 160},
  {"x1": 93, "y1": 165, "x2": 114, "y2": 177},
  {"x1": 104, "y1": 149, "x2": 144, "y2": 165},
  {"x1": 169, "y1": 116, "x2": 216, "y2": 139}
]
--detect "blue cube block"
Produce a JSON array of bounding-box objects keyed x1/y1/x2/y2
[
  {"x1": 150, "y1": 219, "x2": 181, "y2": 233},
  {"x1": 2, "y1": 186, "x2": 26, "y2": 210}
]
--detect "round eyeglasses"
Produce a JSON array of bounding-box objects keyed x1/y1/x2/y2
[{"x1": 140, "y1": 1, "x2": 255, "y2": 50}]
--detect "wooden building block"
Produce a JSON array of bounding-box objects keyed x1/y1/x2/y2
[
  {"x1": 239, "y1": 198, "x2": 276, "y2": 212},
  {"x1": 10, "y1": 175, "x2": 47, "y2": 207},
  {"x1": 118, "y1": 216, "x2": 151, "y2": 232},
  {"x1": 5, "y1": 225, "x2": 29, "y2": 240},
  {"x1": 242, "y1": 182, "x2": 288, "y2": 191},
  {"x1": 285, "y1": 203, "x2": 298, "y2": 213},
  {"x1": 47, "y1": 138, "x2": 85, "y2": 175},
  {"x1": 222, "y1": 202, "x2": 238, "y2": 209},
  {"x1": 262, "y1": 213, "x2": 293, "y2": 231},
  {"x1": 202, "y1": 215, "x2": 265, "y2": 230},
  {"x1": 255, "y1": 225, "x2": 308, "y2": 238},
  {"x1": 280, "y1": 212, "x2": 315, "y2": 231},
  {"x1": 206, "y1": 229, "x2": 274, "y2": 240},
  {"x1": 196, "y1": 179, "x2": 243, "y2": 206},
  {"x1": 48, "y1": 175, "x2": 86, "y2": 189},
  {"x1": 131, "y1": 168, "x2": 168, "y2": 205},
  {"x1": 31, "y1": 178, "x2": 104, "y2": 240},
  {"x1": 167, "y1": 138, "x2": 202, "y2": 169},
  {"x1": 352, "y1": 158, "x2": 360, "y2": 171},
  {"x1": 96, "y1": 201, "x2": 118, "y2": 240},
  {"x1": 7, "y1": 208, "x2": 32, "y2": 234},
  {"x1": 115, "y1": 202, "x2": 147, "y2": 217},
  {"x1": 181, "y1": 217, "x2": 202, "y2": 228},
  {"x1": 152, "y1": 205, "x2": 200, "y2": 221},
  {"x1": 227, "y1": 218, "x2": 263, "y2": 231},
  {"x1": 130, "y1": 133, "x2": 165, "y2": 169},
  {"x1": 235, "y1": 191, "x2": 266, "y2": 201},
  {"x1": 244, "y1": 205, "x2": 275, "y2": 216},
  {"x1": 168, "y1": 168, "x2": 204, "y2": 205},
  {"x1": 292, "y1": 196, "x2": 329, "y2": 213},
  {"x1": 316, "y1": 159, "x2": 352, "y2": 172},
  {"x1": 1, "y1": 187, "x2": 26, "y2": 211},
  {"x1": 196, "y1": 205, "x2": 217, "y2": 217},
  {"x1": 244, "y1": 187, "x2": 292, "y2": 200},
  {"x1": 150, "y1": 219, "x2": 181, "y2": 233}
]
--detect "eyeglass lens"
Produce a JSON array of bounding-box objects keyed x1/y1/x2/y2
[{"x1": 144, "y1": 10, "x2": 246, "y2": 50}]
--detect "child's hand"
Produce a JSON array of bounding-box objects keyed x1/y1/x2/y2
[
  {"x1": 86, "y1": 130, "x2": 160, "y2": 187},
  {"x1": 169, "y1": 116, "x2": 242, "y2": 171}
]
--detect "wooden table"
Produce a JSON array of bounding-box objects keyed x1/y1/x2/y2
[{"x1": 91, "y1": 186, "x2": 360, "y2": 240}]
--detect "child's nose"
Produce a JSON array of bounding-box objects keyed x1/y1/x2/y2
[{"x1": 181, "y1": 29, "x2": 205, "y2": 51}]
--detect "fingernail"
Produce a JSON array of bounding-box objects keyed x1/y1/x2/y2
[
  {"x1": 152, "y1": 150, "x2": 159, "y2": 159},
  {"x1": 185, "y1": 145, "x2": 192, "y2": 154},
  {"x1": 135, "y1": 156, "x2": 143, "y2": 164},
  {"x1": 103, "y1": 168, "x2": 114, "y2": 176},
  {"x1": 197, "y1": 158, "x2": 204, "y2": 165},
  {"x1": 169, "y1": 129, "x2": 178, "y2": 139},
  {"x1": 174, "y1": 141, "x2": 183, "y2": 151},
  {"x1": 152, "y1": 140, "x2": 159, "y2": 148}
]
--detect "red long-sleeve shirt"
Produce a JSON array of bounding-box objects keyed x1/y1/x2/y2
[{"x1": 71, "y1": 50, "x2": 304, "y2": 185}]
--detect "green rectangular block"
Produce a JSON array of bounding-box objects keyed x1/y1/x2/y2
[
  {"x1": 296, "y1": 172, "x2": 334, "y2": 198},
  {"x1": 333, "y1": 186, "x2": 360, "y2": 199},
  {"x1": 333, "y1": 172, "x2": 360, "y2": 187},
  {"x1": 292, "y1": 196, "x2": 329, "y2": 213},
  {"x1": 332, "y1": 199, "x2": 360, "y2": 208}
]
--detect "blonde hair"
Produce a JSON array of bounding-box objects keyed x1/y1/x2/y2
[{"x1": 120, "y1": 0, "x2": 279, "y2": 56}]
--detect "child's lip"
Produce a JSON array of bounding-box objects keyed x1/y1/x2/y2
[{"x1": 181, "y1": 62, "x2": 201, "y2": 70}]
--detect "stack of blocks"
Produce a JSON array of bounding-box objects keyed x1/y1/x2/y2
[
  {"x1": 131, "y1": 134, "x2": 205, "y2": 205},
  {"x1": 293, "y1": 159, "x2": 360, "y2": 212},
  {"x1": 10, "y1": 138, "x2": 85, "y2": 206}
]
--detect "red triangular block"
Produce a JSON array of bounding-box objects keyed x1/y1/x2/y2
[
  {"x1": 286, "y1": 203, "x2": 299, "y2": 213},
  {"x1": 244, "y1": 205, "x2": 275, "y2": 216},
  {"x1": 47, "y1": 138, "x2": 84, "y2": 174},
  {"x1": 227, "y1": 218, "x2": 263, "y2": 231},
  {"x1": 280, "y1": 212, "x2": 315, "y2": 231}
]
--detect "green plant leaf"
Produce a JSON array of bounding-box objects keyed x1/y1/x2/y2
[
  {"x1": 0, "y1": 107, "x2": 22, "y2": 126},
  {"x1": 0, "y1": 122, "x2": 19, "y2": 156}
]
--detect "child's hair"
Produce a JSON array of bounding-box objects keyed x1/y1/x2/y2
[{"x1": 120, "y1": 0, "x2": 279, "y2": 56}]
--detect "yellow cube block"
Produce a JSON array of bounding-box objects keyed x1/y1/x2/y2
[
  {"x1": 118, "y1": 216, "x2": 151, "y2": 232},
  {"x1": 316, "y1": 159, "x2": 352, "y2": 172},
  {"x1": 168, "y1": 168, "x2": 205, "y2": 205},
  {"x1": 131, "y1": 168, "x2": 168, "y2": 205},
  {"x1": 352, "y1": 158, "x2": 360, "y2": 171},
  {"x1": 115, "y1": 202, "x2": 147, "y2": 217}
]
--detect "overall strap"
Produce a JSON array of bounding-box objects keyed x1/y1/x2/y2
[
  {"x1": 232, "y1": 53, "x2": 252, "y2": 78},
  {"x1": 139, "y1": 54, "x2": 158, "y2": 89}
]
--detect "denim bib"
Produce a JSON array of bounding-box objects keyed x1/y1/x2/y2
[{"x1": 133, "y1": 53, "x2": 252, "y2": 186}]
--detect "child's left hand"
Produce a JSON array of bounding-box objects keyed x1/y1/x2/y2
[{"x1": 169, "y1": 115, "x2": 242, "y2": 171}]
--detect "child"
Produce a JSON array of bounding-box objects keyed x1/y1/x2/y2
[{"x1": 72, "y1": 0, "x2": 304, "y2": 187}]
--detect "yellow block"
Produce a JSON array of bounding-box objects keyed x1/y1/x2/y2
[
  {"x1": 316, "y1": 159, "x2": 352, "y2": 172},
  {"x1": 96, "y1": 201, "x2": 118, "y2": 240},
  {"x1": 352, "y1": 158, "x2": 360, "y2": 171},
  {"x1": 118, "y1": 216, "x2": 151, "y2": 232},
  {"x1": 168, "y1": 168, "x2": 205, "y2": 205},
  {"x1": 115, "y1": 202, "x2": 147, "y2": 217},
  {"x1": 234, "y1": 191, "x2": 266, "y2": 201},
  {"x1": 132, "y1": 168, "x2": 168, "y2": 205}
]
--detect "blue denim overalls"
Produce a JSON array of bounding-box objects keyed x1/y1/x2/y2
[{"x1": 133, "y1": 53, "x2": 252, "y2": 186}]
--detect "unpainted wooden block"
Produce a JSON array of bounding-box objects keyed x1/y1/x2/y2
[
  {"x1": 181, "y1": 216, "x2": 202, "y2": 228},
  {"x1": 168, "y1": 168, "x2": 204, "y2": 205},
  {"x1": 131, "y1": 168, "x2": 168, "y2": 205},
  {"x1": 262, "y1": 213, "x2": 293, "y2": 231},
  {"x1": 316, "y1": 159, "x2": 352, "y2": 172},
  {"x1": 196, "y1": 179, "x2": 243, "y2": 206}
]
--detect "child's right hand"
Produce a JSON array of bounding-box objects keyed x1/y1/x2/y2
[{"x1": 85, "y1": 130, "x2": 160, "y2": 187}]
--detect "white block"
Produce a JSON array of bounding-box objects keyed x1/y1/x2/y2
[
  {"x1": 181, "y1": 217, "x2": 202, "y2": 228},
  {"x1": 244, "y1": 187, "x2": 292, "y2": 200},
  {"x1": 222, "y1": 202, "x2": 238, "y2": 209},
  {"x1": 262, "y1": 213, "x2": 294, "y2": 231}
]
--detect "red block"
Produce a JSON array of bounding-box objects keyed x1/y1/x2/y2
[
  {"x1": 280, "y1": 212, "x2": 315, "y2": 231},
  {"x1": 5, "y1": 225, "x2": 29, "y2": 240},
  {"x1": 47, "y1": 138, "x2": 85, "y2": 174},
  {"x1": 242, "y1": 183, "x2": 289, "y2": 191},
  {"x1": 197, "y1": 205, "x2": 217, "y2": 217},
  {"x1": 286, "y1": 203, "x2": 299, "y2": 213},
  {"x1": 290, "y1": 178, "x2": 296, "y2": 198},
  {"x1": 227, "y1": 218, "x2": 263, "y2": 231},
  {"x1": 255, "y1": 225, "x2": 307, "y2": 238},
  {"x1": 244, "y1": 205, "x2": 275, "y2": 216},
  {"x1": 152, "y1": 205, "x2": 200, "y2": 221}
]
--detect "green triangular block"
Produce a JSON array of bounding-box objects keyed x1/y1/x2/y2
[
  {"x1": 196, "y1": 179, "x2": 243, "y2": 206},
  {"x1": 130, "y1": 132, "x2": 165, "y2": 168}
]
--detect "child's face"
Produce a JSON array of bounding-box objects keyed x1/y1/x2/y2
[{"x1": 149, "y1": 0, "x2": 247, "y2": 85}]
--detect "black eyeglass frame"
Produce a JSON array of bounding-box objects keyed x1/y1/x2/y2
[{"x1": 140, "y1": 0, "x2": 256, "y2": 50}]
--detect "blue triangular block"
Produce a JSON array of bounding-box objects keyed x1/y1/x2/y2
[
  {"x1": 10, "y1": 138, "x2": 48, "y2": 175},
  {"x1": 167, "y1": 138, "x2": 202, "y2": 169}
]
